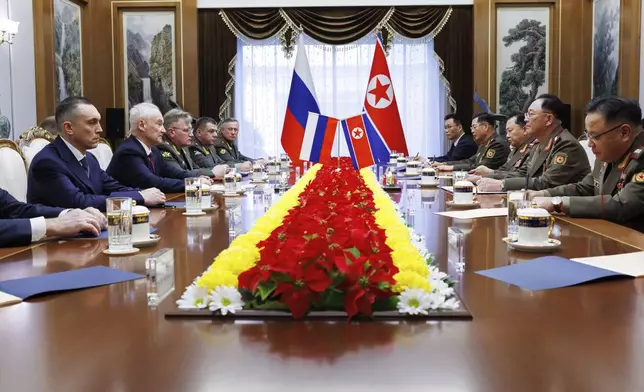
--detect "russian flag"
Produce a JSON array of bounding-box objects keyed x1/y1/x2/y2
[
  {"x1": 281, "y1": 36, "x2": 320, "y2": 165},
  {"x1": 341, "y1": 113, "x2": 383, "y2": 169},
  {"x1": 299, "y1": 112, "x2": 338, "y2": 163},
  {"x1": 362, "y1": 33, "x2": 408, "y2": 160}
]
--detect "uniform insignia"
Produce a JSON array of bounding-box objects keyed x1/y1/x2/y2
[
  {"x1": 593, "y1": 177, "x2": 599, "y2": 188},
  {"x1": 195, "y1": 150, "x2": 203, "y2": 155},
  {"x1": 161, "y1": 151, "x2": 172, "y2": 158},
  {"x1": 514, "y1": 159, "x2": 522, "y2": 168},
  {"x1": 632, "y1": 172, "x2": 644, "y2": 183},
  {"x1": 219, "y1": 148, "x2": 226, "y2": 155},
  {"x1": 553, "y1": 153, "x2": 567, "y2": 165},
  {"x1": 544, "y1": 138, "x2": 554, "y2": 153},
  {"x1": 631, "y1": 148, "x2": 644, "y2": 160},
  {"x1": 486, "y1": 149, "x2": 496, "y2": 159}
]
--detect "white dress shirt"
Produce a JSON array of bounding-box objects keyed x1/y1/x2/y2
[
  {"x1": 136, "y1": 137, "x2": 152, "y2": 156},
  {"x1": 453, "y1": 132, "x2": 465, "y2": 147},
  {"x1": 30, "y1": 210, "x2": 69, "y2": 243}
]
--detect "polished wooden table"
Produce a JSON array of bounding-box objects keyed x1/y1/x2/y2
[{"x1": 1, "y1": 183, "x2": 644, "y2": 392}]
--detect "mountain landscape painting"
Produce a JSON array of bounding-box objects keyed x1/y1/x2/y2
[
  {"x1": 54, "y1": 0, "x2": 83, "y2": 104},
  {"x1": 592, "y1": 0, "x2": 620, "y2": 98},
  {"x1": 123, "y1": 12, "x2": 176, "y2": 113}
]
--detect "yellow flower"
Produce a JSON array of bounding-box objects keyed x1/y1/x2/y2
[
  {"x1": 198, "y1": 268, "x2": 239, "y2": 289},
  {"x1": 392, "y1": 271, "x2": 431, "y2": 293}
]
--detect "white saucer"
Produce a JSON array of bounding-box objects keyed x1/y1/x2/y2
[
  {"x1": 182, "y1": 211, "x2": 207, "y2": 216},
  {"x1": 420, "y1": 182, "x2": 439, "y2": 188},
  {"x1": 502, "y1": 237, "x2": 562, "y2": 253},
  {"x1": 132, "y1": 234, "x2": 161, "y2": 247},
  {"x1": 103, "y1": 247, "x2": 140, "y2": 256},
  {"x1": 446, "y1": 200, "x2": 480, "y2": 209},
  {"x1": 175, "y1": 205, "x2": 218, "y2": 211}
]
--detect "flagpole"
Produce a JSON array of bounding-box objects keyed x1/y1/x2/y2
[{"x1": 336, "y1": 122, "x2": 340, "y2": 169}]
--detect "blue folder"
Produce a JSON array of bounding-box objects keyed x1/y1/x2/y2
[
  {"x1": 0, "y1": 266, "x2": 143, "y2": 300},
  {"x1": 72, "y1": 227, "x2": 157, "y2": 239},
  {"x1": 475, "y1": 256, "x2": 625, "y2": 290}
]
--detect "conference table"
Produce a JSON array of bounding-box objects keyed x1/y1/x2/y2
[{"x1": 1, "y1": 178, "x2": 644, "y2": 392}]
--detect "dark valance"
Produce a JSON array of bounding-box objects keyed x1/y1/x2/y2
[{"x1": 199, "y1": 6, "x2": 473, "y2": 127}]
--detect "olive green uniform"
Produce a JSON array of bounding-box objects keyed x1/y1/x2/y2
[
  {"x1": 485, "y1": 139, "x2": 538, "y2": 180},
  {"x1": 447, "y1": 133, "x2": 510, "y2": 171},
  {"x1": 157, "y1": 136, "x2": 214, "y2": 177},
  {"x1": 543, "y1": 132, "x2": 644, "y2": 233},
  {"x1": 502, "y1": 127, "x2": 590, "y2": 191},
  {"x1": 189, "y1": 138, "x2": 225, "y2": 169},
  {"x1": 213, "y1": 135, "x2": 253, "y2": 165}
]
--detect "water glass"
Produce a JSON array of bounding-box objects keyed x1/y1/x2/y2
[
  {"x1": 200, "y1": 178, "x2": 211, "y2": 209},
  {"x1": 507, "y1": 191, "x2": 528, "y2": 240},
  {"x1": 454, "y1": 171, "x2": 468, "y2": 182},
  {"x1": 295, "y1": 167, "x2": 301, "y2": 181},
  {"x1": 184, "y1": 177, "x2": 202, "y2": 214},
  {"x1": 106, "y1": 197, "x2": 133, "y2": 251},
  {"x1": 303, "y1": 162, "x2": 308, "y2": 172}
]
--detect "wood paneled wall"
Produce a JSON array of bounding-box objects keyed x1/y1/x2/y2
[
  {"x1": 33, "y1": 0, "x2": 199, "y2": 128},
  {"x1": 473, "y1": 0, "x2": 641, "y2": 136}
]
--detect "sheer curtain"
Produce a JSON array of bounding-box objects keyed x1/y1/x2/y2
[{"x1": 234, "y1": 34, "x2": 447, "y2": 160}]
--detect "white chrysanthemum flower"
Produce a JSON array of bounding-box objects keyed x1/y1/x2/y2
[
  {"x1": 441, "y1": 297, "x2": 460, "y2": 310},
  {"x1": 430, "y1": 278, "x2": 455, "y2": 297},
  {"x1": 397, "y1": 288, "x2": 432, "y2": 315},
  {"x1": 176, "y1": 284, "x2": 210, "y2": 309},
  {"x1": 209, "y1": 285, "x2": 244, "y2": 315}
]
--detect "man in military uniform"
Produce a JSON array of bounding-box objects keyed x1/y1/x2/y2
[
  {"x1": 528, "y1": 96, "x2": 644, "y2": 232},
  {"x1": 189, "y1": 117, "x2": 226, "y2": 169},
  {"x1": 477, "y1": 94, "x2": 590, "y2": 192},
  {"x1": 157, "y1": 109, "x2": 228, "y2": 177},
  {"x1": 436, "y1": 112, "x2": 510, "y2": 172},
  {"x1": 214, "y1": 118, "x2": 256, "y2": 172},
  {"x1": 468, "y1": 113, "x2": 536, "y2": 182}
]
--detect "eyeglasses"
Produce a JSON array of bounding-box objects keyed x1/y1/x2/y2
[
  {"x1": 524, "y1": 111, "x2": 553, "y2": 122},
  {"x1": 583, "y1": 123, "x2": 624, "y2": 142}
]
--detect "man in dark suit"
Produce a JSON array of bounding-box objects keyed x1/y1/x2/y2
[
  {"x1": 189, "y1": 117, "x2": 228, "y2": 170},
  {"x1": 433, "y1": 114, "x2": 478, "y2": 162},
  {"x1": 1, "y1": 187, "x2": 102, "y2": 248},
  {"x1": 107, "y1": 103, "x2": 210, "y2": 193},
  {"x1": 28, "y1": 97, "x2": 166, "y2": 211},
  {"x1": 157, "y1": 109, "x2": 228, "y2": 177}
]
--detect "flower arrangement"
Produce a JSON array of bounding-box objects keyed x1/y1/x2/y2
[{"x1": 177, "y1": 158, "x2": 459, "y2": 319}]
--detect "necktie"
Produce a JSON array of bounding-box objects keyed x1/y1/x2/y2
[
  {"x1": 148, "y1": 153, "x2": 155, "y2": 172},
  {"x1": 79, "y1": 157, "x2": 90, "y2": 177}
]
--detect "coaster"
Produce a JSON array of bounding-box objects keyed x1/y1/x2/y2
[
  {"x1": 503, "y1": 237, "x2": 562, "y2": 253},
  {"x1": 182, "y1": 211, "x2": 207, "y2": 216},
  {"x1": 102, "y1": 247, "x2": 140, "y2": 256},
  {"x1": 446, "y1": 200, "x2": 480, "y2": 209},
  {"x1": 132, "y1": 234, "x2": 161, "y2": 248}
]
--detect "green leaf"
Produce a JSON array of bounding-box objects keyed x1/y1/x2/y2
[
  {"x1": 346, "y1": 247, "x2": 360, "y2": 258},
  {"x1": 377, "y1": 281, "x2": 390, "y2": 290},
  {"x1": 371, "y1": 296, "x2": 398, "y2": 311},
  {"x1": 321, "y1": 290, "x2": 345, "y2": 310},
  {"x1": 257, "y1": 280, "x2": 277, "y2": 301},
  {"x1": 248, "y1": 300, "x2": 289, "y2": 310}
]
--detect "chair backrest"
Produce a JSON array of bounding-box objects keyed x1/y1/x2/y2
[
  {"x1": 0, "y1": 139, "x2": 28, "y2": 202},
  {"x1": 23, "y1": 138, "x2": 51, "y2": 169},
  {"x1": 88, "y1": 138, "x2": 113, "y2": 170},
  {"x1": 578, "y1": 137, "x2": 596, "y2": 168}
]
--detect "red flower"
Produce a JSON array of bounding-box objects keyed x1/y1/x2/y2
[{"x1": 274, "y1": 266, "x2": 333, "y2": 319}]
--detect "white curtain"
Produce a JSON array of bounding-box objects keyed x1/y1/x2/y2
[{"x1": 234, "y1": 34, "x2": 447, "y2": 160}]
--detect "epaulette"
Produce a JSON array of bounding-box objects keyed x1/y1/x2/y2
[
  {"x1": 631, "y1": 147, "x2": 644, "y2": 161},
  {"x1": 161, "y1": 151, "x2": 172, "y2": 158}
]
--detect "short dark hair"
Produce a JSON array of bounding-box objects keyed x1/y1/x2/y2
[
  {"x1": 444, "y1": 113, "x2": 461, "y2": 126},
  {"x1": 508, "y1": 112, "x2": 526, "y2": 127},
  {"x1": 38, "y1": 116, "x2": 58, "y2": 133},
  {"x1": 194, "y1": 117, "x2": 217, "y2": 132},
  {"x1": 473, "y1": 112, "x2": 496, "y2": 126},
  {"x1": 535, "y1": 93, "x2": 565, "y2": 120},
  {"x1": 586, "y1": 96, "x2": 642, "y2": 128},
  {"x1": 55, "y1": 96, "x2": 93, "y2": 128}
]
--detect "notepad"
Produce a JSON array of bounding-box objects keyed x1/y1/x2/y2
[
  {"x1": 475, "y1": 253, "x2": 644, "y2": 291},
  {"x1": 71, "y1": 228, "x2": 157, "y2": 239},
  {"x1": 435, "y1": 208, "x2": 508, "y2": 219},
  {"x1": 0, "y1": 266, "x2": 143, "y2": 306}
]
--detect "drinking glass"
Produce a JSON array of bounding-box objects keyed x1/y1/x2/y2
[
  {"x1": 106, "y1": 197, "x2": 133, "y2": 251},
  {"x1": 184, "y1": 177, "x2": 202, "y2": 214},
  {"x1": 507, "y1": 191, "x2": 528, "y2": 240},
  {"x1": 454, "y1": 171, "x2": 468, "y2": 182},
  {"x1": 200, "y1": 177, "x2": 211, "y2": 209}
]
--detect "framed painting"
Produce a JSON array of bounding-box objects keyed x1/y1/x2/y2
[
  {"x1": 112, "y1": 2, "x2": 183, "y2": 118},
  {"x1": 53, "y1": 0, "x2": 83, "y2": 104},
  {"x1": 591, "y1": 0, "x2": 620, "y2": 98}
]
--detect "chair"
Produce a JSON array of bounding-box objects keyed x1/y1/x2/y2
[
  {"x1": 88, "y1": 138, "x2": 113, "y2": 170},
  {"x1": 0, "y1": 139, "x2": 28, "y2": 202},
  {"x1": 19, "y1": 127, "x2": 56, "y2": 169},
  {"x1": 577, "y1": 136, "x2": 596, "y2": 168}
]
